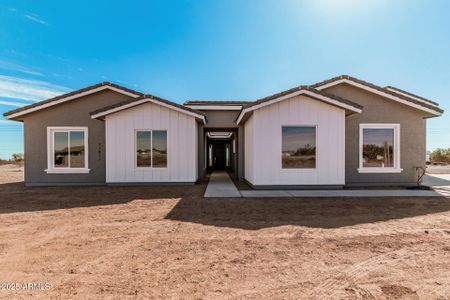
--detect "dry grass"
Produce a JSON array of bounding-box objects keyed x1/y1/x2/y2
[{"x1": 0, "y1": 166, "x2": 450, "y2": 299}]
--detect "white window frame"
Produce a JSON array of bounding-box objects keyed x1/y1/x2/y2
[
  {"x1": 358, "y1": 123, "x2": 402, "y2": 173},
  {"x1": 46, "y1": 127, "x2": 89, "y2": 174},
  {"x1": 135, "y1": 129, "x2": 168, "y2": 169},
  {"x1": 281, "y1": 125, "x2": 318, "y2": 170}
]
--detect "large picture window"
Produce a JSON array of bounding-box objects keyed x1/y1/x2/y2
[
  {"x1": 282, "y1": 126, "x2": 317, "y2": 169},
  {"x1": 136, "y1": 130, "x2": 167, "y2": 168},
  {"x1": 359, "y1": 124, "x2": 402, "y2": 173},
  {"x1": 47, "y1": 127, "x2": 89, "y2": 173}
]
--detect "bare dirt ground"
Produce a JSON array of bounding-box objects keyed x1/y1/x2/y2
[{"x1": 1, "y1": 166, "x2": 450, "y2": 299}]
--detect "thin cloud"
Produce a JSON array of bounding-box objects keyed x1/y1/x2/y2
[
  {"x1": 0, "y1": 120, "x2": 22, "y2": 126},
  {"x1": 0, "y1": 100, "x2": 27, "y2": 107},
  {"x1": 0, "y1": 60, "x2": 43, "y2": 76},
  {"x1": 0, "y1": 75, "x2": 70, "y2": 102},
  {"x1": 2, "y1": 6, "x2": 48, "y2": 25},
  {"x1": 24, "y1": 14, "x2": 47, "y2": 25}
]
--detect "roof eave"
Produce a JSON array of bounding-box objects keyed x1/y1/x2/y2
[
  {"x1": 91, "y1": 97, "x2": 207, "y2": 125},
  {"x1": 3, "y1": 82, "x2": 142, "y2": 120},
  {"x1": 313, "y1": 76, "x2": 443, "y2": 116},
  {"x1": 236, "y1": 88, "x2": 362, "y2": 125}
]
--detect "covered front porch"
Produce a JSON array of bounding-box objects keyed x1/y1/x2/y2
[{"x1": 197, "y1": 126, "x2": 245, "y2": 181}]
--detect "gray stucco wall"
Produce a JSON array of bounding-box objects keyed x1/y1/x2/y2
[
  {"x1": 324, "y1": 84, "x2": 428, "y2": 185},
  {"x1": 22, "y1": 90, "x2": 133, "y2": 185}
]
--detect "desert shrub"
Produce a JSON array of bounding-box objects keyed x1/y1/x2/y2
[
  {"x1": 11, "y1": 153, "x2": 24, "y2": 162},
  {"x1": 430, "y1": 148, "x2": 450, "y2": 163}
]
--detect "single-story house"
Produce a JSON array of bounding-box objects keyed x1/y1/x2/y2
[{"x1": 4, "y1": 75, "x2": 443, "y2": 188}]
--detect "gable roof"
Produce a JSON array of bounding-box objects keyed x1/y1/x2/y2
[
  {"x1": 91, "y1": 94, "x2": 207, "y2": 124},
  {"x1": 310, "y1": 75, "x2": 443, "y2": 116},
  {"x1": 236, "y1": 86, "x2": 363, "y2": 125},
  {"x1": 3, "y1": 82, "x2": 143, "y2": 120}
]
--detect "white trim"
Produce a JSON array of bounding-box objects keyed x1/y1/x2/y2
[
  {"x1": 358, "y1": 123, "x2": 402, "y2": 173},
  {"x1": 236, "y1": 89, "x2": 362, "y2": 125},
  {"x1": 385, "y1": 87, "x2": 440, "y2": 108},
  {"x1": 185, "y1": 105, "x2": 243, "y2": 110},
  {"x1": 357, "y1": 168, "x2": 403, "y2": 173},
  {"x1": 91, "y1": 98, "x2": 207, "y2": 124},
  {"x1": 6, "y1": 85, "x2": 141, "y2": 120},
  {"x1": 46, "y1": 126, "x2": 90, "y2": 174},
  {"x1": 45, "y1": 168, "x2": 91, "y2": 174},
  {"x1": 315, "y1": 78, "x2": 442, "y2": 116}
]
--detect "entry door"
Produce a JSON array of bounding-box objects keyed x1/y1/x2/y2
[
  {"x1": 209, "y1": 142, "x2": 231, "y2": 170},
  {"x1": 213, "y1": 142, "x2": 226, "y2": 169}
]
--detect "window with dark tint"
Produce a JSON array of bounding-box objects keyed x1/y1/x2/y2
[
  {"x1": 54, "y1": 132, "x2": 69, "y2": 168},
  {"x1": 282, "y1": 126, "x2": 316, "y2": 169},
  {"x1": 54, "y1": 131, "x2": 85, "y2": 168},
  {"x1": 152, "y1": 131, "x2": 167, "y2": 168},
  {"x1": 69, "y1": 131, "x2": 85, "y2": 168},
  {"x1": 362, "y1": 128, "x2": 394, "y2": 168},
  {"x1": 136, "y1": 131, "x2": 151, "y2": 167}
]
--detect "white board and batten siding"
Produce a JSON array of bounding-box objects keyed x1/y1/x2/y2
[
  {"x1": 244, "y1": 95, "x2": 346, "y2": 186},
  {"x1": 105, "y1": 102, "x2": 198, "y2": 183}
]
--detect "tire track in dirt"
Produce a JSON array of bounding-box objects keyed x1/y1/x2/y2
[{"x1": 306, "y1": 248, "x2": 411, "y2": 299}]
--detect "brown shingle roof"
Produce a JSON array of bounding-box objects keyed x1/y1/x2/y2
[
  {"x1": 3, "y1": 82, "x2": 143, "y2": 118},
  {"x1": 310, "y1": 75, "x2": 443, "y2": 114},
  {"x1": 235, "y1": 86, "x2": 364, "y2": 124},
  {"x1": 385, "y1": 85, "x2": 439, "y2": 106},
  {"x1": 244, "y1": 85, "x2": 363, "y2": 110},
  {"x1": 91, "y1": 94, "x2": 206, "y2": 118}
]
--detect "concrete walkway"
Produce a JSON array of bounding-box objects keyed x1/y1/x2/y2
[
  {"x1": 204, "y1": 172, "x2": 449, "y2": 198},
  {"x1": 423, "y1": 174, "x2": 450, "y2": 187},
  {"x1": 204, "y1": 171, "x2": 242, "y2": 198},
  {"x1": 423, "y1": 174, "x2": 450, "y2": 198},
  {"x1": 240, "y1": 189, "x2": 443, "y2": 198}
]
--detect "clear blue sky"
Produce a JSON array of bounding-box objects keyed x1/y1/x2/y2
[{"x1": 0, "y1": 0, "x2": 449, "y2": 159}]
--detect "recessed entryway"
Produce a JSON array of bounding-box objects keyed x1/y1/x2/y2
[{"x1": 205, "y1": 130, "x2": 237, "y2": 175}]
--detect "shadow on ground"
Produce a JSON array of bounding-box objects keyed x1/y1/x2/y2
[
  {"x1": 0, "y1": 181, "x2": 206, "y2": 214},
  {"x1": 165, "y1": 196, "x2": 450, "y2": 229},
  {"x1": 1, "y1": 181, "x2": 450, "y2": 229}
]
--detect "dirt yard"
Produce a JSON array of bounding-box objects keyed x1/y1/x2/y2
[{"x1": 1, "y1": 166, "x2": 450, "y2": 299}]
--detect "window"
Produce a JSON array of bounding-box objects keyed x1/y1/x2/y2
[
  {"x1": 359, "y1": 124, "x2": 402, "y2": 173},
  {"x1": 208, "y1": 144, "x2": 213, "y2": 167},
  {"x1": 282, "y1": 126, "x2": 317, "y2": 169},
  {"x1": 47, "y1": 127, "x2": 89, "y2": 173},
  {"x1": 136, "y1": 130, "x2": 167, "y2": 168}
]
